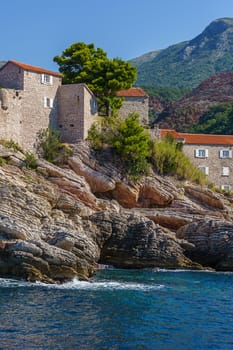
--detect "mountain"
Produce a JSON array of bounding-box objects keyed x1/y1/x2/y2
[
  {"x1": 155, "y1": 71, "x2": 233, "y2": 131},
  {"x1": 131, "y1": 18, "x2": 233, "y2": 89}
]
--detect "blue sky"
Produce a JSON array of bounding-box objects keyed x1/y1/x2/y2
[{"x1": 2, "y1": 0, "x2": 233, "y2": 72}]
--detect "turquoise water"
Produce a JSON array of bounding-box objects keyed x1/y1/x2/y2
[{"x1": 0, "y1": 269, "x2": 233, "y2": 349}]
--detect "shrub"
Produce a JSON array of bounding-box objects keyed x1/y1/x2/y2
[
  {"x1": 0, "y1": 157, "x2": 7, "y2": 166},
  {"x1": 24, "y1": 152, "x2": 38, "y2": 169},
  {"x1": 150, "y1": 136, "x2": 206, "y2": 185},
  {"x1": 88, "y1": 113, "x2": 150, "y2": 179},
  {"x1": 39, "y1": 128, "x2": 63, "y2": 163},
  {"x1": 0, "y1": 139, "x2": 23, "y2": 153},
  {"x1": 112, "y1": 113, "x2": 150, "y2": 178}
]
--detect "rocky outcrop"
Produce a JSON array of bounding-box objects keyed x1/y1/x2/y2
[
  {"x1": 0, "y1": 142, "x2": 233, "y2": 283},
  {"x1": 177, "y1": 220, "x2": 233, "y2": 270},
  {"x1": 91, "y1": 211, "x2": 200, "y2": 269},
  {"x1": 184, "y1": 185, "x2": 225, "y2": 210}
]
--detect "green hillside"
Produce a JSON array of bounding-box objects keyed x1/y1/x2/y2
[{"x1": 131, "y1": 18, "x2": 233, "y2": 89}]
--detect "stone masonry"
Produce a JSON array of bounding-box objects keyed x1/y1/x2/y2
[
  {"x1": 0, "y1": 61, "x2": 98, "y2": 151},
  {"x1": 0, "y1": 60, "x2": 149, "y2": 153},
  {"x1": 58, "y1": 84, "x2": 98, "y2": 143},
  {"x1": 117, "y1": 87, "x2": 149, "y2": 124},
  {"x1": 160, "y1": 129, "x2": 233, "y2": 190}
]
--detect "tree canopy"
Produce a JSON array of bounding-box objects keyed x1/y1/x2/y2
[
  {"x1": 189, "y1": 103, "x2": 233, "y2": 134},
  {"x1": 54, "y1": 42, "x2": 137, "y2": 115}
]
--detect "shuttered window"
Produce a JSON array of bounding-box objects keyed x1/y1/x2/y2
[
  {"x1": 222, "y1": 167, "x2": 230, "y2": 176},
  {"x1": 199, "y1": 166, "x2": 209, "y2": 175},
  {"x1": 219, "y1": 149, "x2": 232, "y2": 158},
  {"x1": 195, "y1": 149, "x2": 208, "y2": 158},
  {"x1": 41, "y1": 74, "x2": 53, "y2": 85},
  {"x1": 44, "y1": 97, "x2": 53, "y2": 108},
  {"x1": 221, "y1": 184, "x2": 231, "y2": 191}
]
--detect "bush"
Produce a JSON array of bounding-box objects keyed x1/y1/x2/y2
[
  {"x1": 39, "y1": 128, "x2": 63, "y2": 163},
  {"x1": 112, "y1": 113, "x2": 150, "y2": 178},
  {"x1": 0, "y1": 139, "x2": 23, "y2": 153},
  {"x1": 150, "y1": 136, "x2": 206, "y2": 185},
  {"x1": 24, "y1": 152, "x2": 38, "y2": 169},
  {"x1": 0, "y1": 157, "x2": 7, "y2": 166},
  {"x1": 88, "y1": 113, "x2": 150, "y2": 179}
]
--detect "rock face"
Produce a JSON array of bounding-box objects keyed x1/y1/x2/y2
[
  {"x1": 91, "y1": 212, "x2": 199, "y2": 269},
  {"x1": 0, "y1": 142, "x2": 233, "y2": 283},
  {"x1": 177, "y1": 220, "x2": 233, "y2": 271}
]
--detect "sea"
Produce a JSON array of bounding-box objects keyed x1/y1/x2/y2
[{"x1": 0, "y1": 269, "x2": 233, "y2": 350}]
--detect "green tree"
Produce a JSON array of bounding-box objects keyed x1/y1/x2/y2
[
  {"x1": 54, "y1": 42, "x2": 137, "y2": 115},
  {"x1": 112, "y1": 113, "x2": 150, "y2": 178},
  {"x1": 189, "y1": 103, "x2": 233, "y2": 135},
  {"x1": 88, "y1": 113, "x2": 150, "y2": 179}
]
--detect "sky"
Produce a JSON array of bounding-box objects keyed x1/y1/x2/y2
[{"x1": 2, "y1": 0, "x2": 233, "y2": 72}]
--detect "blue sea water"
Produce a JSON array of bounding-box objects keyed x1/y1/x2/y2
[{"x1": 0, "y1": 269, "x2": 233, "y2": 350}]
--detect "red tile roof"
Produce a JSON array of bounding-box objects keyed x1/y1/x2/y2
[
  {"x1": 116, "y1": 87, "x2": 148, "y2": 97},
  {"x1": 3, "y1": 60, "x2": 63, "y2": 77},
  {"x1": 160, "y1": 129, "x2": 233, "y2": 145}
]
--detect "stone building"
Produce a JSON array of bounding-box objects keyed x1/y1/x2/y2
[
  {"x1": 0, "y1": 60, "x2": 149, "y2": 152},
  {"x1": 0, "y1": 60, "x2": 62, "y2": 151},
  {"x1": 117, "y1": 87, "x2": 149, "y2": 124},
  {"x1": 160, "y1": 129, "x2": 233, "y2": 190},
  {"x1": 0, "y1": 60, "x2": 98, "y2": 151}
]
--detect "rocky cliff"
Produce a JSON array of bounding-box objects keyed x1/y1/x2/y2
[{"x1": 0, "y1": 142, "x2": 233, "y2": 283}]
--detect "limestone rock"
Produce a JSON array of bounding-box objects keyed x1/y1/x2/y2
[
  {"x1": 90, "y1": 211, "x2": 199, "y2": 269},
  {"x1": 184, "y1": 185, "x2": 225, "y2": 209},
  {"x1": 0, "y1": 143, "x2": 233, "y2": 284},
  {"x1": 177, "y1": 219, "x2": 233, "y2": 270},
  {"x1": 68, "y1": 156, "x2": 116, "y2": 193}
]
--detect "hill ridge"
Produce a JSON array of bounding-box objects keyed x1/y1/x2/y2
[{"x1": 131, "y1": 18, "x2": 233, "y2": 89}]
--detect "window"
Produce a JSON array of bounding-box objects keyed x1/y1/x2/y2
[
  {"x1": 221, "y1": 184, "x2": 231, "y2": 191},
  {"x1": 222, "y1": 167, "x2": 230, "y2": 176},
  {"x1": 41, "y1": 74, "x2": 53, "y2": 85},
  {"x1": 219, "y1": 149, "x2": 232, "y2": 158},
  {"x1": 199, "y1": 166, "x2": 209, "y2": 175},
  {"x1": 195, "y1": 149, "x2": 208, "y2": 158},
  {"x1": 44, "y1": 97, "x2": 53, "y2": 108}
]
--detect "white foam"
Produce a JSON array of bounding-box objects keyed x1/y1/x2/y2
[
  {"x1": 0, "y1": 277, "x2": 164, "y2": 291},
  {"x1": 36, "y1": 278, "x2": 165, "y2": 291}
]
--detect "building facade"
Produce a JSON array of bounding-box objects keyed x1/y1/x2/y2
[
  {"x1": 117, "y1": 87, "x2": 149, "y2": 125},
  {"x1": 0, "y1": 61, "x2": 98, "y2": 151},
  {"x1": 0, "y1": 61, "x2": 149, "y2": 152},
  {"x1": 160, "y1": 129, "x2": 233, "y2": 190}
]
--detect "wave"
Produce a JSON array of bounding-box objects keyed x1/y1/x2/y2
[{"x1": 0, "y1": 277, "x2": 165, "y2": 291}]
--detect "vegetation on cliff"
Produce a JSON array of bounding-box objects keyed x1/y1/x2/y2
[
  {"x1": 54, "y1": 42, "x2": 136, "y2": 116},
  {"x1": 88, "y1": 113, "x2": 151, "y2": 179},
  {"x1": 39, "y1": 128, "x2": 73, "y2": 164},
  {"x1": 150, "y1": 135, "x2": 206, "y2": 185},
  {"x1": 88, "y1": 114, "x2": 206, "y2": 184}
]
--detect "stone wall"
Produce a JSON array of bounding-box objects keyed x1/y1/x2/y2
[
  {"x1": 21, "y1": 71, "x2": 61, "y2": 151},
  {"x1": 58, "y1": 84, "x2": 98, "y2": 143},
  {"x1": 0, "y1": 62, "x2": 24, "y2": 90},
  {"x1": 118, "y1": 96, "x2": 149, "y2": 124},
  {"x1": 183, "y1": 144, "x2": 233, "y2": 188},
  {"x1": 0, "y1": 89, "x2": 23, "y2": 144},
  {"x1": 0, "y1": 66, "x2": 61, "y2": 152}
]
